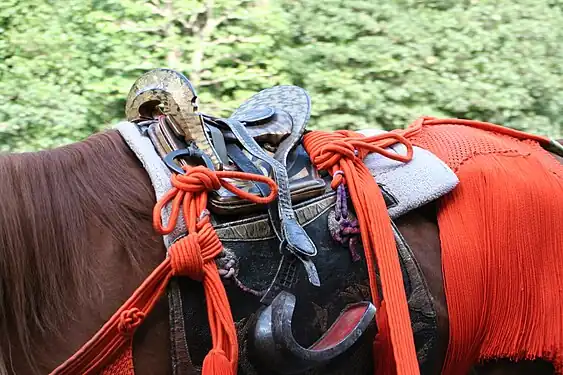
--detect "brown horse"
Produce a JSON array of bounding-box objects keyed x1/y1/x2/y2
[{"x1": 0, "y1": 128, "x2": 560, "y2": 375}]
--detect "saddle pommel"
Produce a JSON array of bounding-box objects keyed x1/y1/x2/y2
[{"x1": 125, "y1": 68, "x2": 223, "y2": 170}]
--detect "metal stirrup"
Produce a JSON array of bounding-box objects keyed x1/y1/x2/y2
[{"x1": 251, "y1": 291, "x2": 376, "y2": 374}]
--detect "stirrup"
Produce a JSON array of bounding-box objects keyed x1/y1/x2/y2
[{"x1": 251, "y1": 291, "x2": 376, "y2": 374}]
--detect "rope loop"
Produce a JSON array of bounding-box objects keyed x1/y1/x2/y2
[
  {"x1": 309, "y1": 131, "x2": 414, "y2": 176},
  {"x1": 153, "y1": 166, "x2": 278, "y2": 235}
]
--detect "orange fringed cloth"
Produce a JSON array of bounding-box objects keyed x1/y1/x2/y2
[
  {"x1": 403, "y1": 118, "x2": 563, "y2": 374},
  {"x1": 100, "y1": 347, "x2": 134, "y2": 374}
]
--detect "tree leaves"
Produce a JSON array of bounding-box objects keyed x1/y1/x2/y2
[
  {"x1": 0, "y1": 0, "x2": 561, "y2": 151},
  {"x1": 280, "y1": 0, "x2": 563, "y2": 136}
]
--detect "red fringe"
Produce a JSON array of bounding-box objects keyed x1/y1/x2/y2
[{"x1": 408, "y1": 123, "x2": 563, "y2": 374}]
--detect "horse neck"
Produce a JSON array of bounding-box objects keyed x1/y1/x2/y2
[{"x1": 0, "y1": 130, "x2": 169, "y2": 374}]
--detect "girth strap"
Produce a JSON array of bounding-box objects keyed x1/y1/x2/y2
[{"x1": 168, "y1": 280, "x2": 197, "y2": 375}]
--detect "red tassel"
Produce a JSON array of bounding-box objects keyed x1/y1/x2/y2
[
  {"x1": 373, "y1": 301, "x2": 398, "y2": 375},
  {"x1": 202, "y1": 349, "x2": 234, "y2": 375}
]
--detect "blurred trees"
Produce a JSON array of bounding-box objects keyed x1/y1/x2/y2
[{"x1": 1, "y1": 0, "x2": 562, "y2": 151}]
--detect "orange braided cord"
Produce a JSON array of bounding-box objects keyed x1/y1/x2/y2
[
  {"x1": 51, "y1": 166, "x2": 278, "y2": 375},
  {"x1": 303, "y1": 129, "x2": 420, "y2": 375},
  {"x1": 397, "y1": 116, "x2": 552, "y2": 146}
]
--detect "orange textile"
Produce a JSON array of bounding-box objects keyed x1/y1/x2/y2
[
  {"x1": 404, "y1": 117, "x2": 563, "y2": 374},
  {"x1": 100, "y1": 345, "x2": 134, "y2": 375},
  {"x1": 303, "y1": 130, "x2": 420, "y2": 375}
]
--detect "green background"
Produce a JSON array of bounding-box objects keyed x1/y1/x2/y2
[{"x1": 1, "y1": 0, "x2": 562, "y2": 151}]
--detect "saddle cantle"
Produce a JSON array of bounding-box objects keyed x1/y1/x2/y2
[{"x1": 125, "y1": 68, "x2": 223, "y2": 169}]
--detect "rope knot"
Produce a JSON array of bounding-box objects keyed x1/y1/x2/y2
[
  {"x1": 170, "y1": 234, "x2": 204, "y2": 281},
  {"x1": 348, "y1": 140, "x2": 371, "y2": 160},
  {"x1": 313, "y1": 140, "x2": 357, "y2": 170},
  {"x1": 118, "y1": 308, "x2": 145, "y2": 336},
  {"x1": 171, "y1": 166, "x2": 222, "y2": 193}
]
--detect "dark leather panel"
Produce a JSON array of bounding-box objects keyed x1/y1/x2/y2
[{"x1": 178, "y1": 192, "x2": 440, "y2": 374}]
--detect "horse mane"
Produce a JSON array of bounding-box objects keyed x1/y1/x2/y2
[{"x1": 0, "y1": 129, "x2": 158, "y2": 374}]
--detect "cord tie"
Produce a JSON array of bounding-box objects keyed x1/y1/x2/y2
[
  {"x1": 303, "y1": 129, "x2": 419, "y2": 375},
  {"x1": 171, "y1": 166, "x2": 222, "y2": 193},
  {"x1": 170, "y1": 234, "x2": 205, "y2": 281},
  {"x1": 306, "y1": 130, "x2": 414, "y2": 189},
  {"x1": 313, "y1": 139, "x2": 358, "y2": 171},
  {"x1": 117, "y1": 308, "x2": 146, "y2": 336}
]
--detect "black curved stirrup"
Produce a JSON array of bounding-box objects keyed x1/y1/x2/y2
[{"x1": 251, "y1": 291, "x2": 377, "y2": 374}]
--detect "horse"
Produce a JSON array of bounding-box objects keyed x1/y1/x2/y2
[
  {"x1": 0, "y1": 74, "x2": 561, "y2": 375},
  {"x1": 0, "y1": 127, "x2": 560, "y2": 375}
]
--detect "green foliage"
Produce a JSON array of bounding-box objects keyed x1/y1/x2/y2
[
  {"x1": 1, "y1": 0, "x2": 562, "y2": 152},
  {"x1": 280, "y1": 0, "x2": 563, "y2": 137}
]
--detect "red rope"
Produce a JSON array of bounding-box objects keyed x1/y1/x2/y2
[
  {"x1": 51, "y1": 165, "x2": 278, "y2": 375},
  {"x1": 303, "y1": 129, "x2": 419, "y2": 375},
  {"x1": 396, "y1": 116, "x2": 552, "y2": 145}
]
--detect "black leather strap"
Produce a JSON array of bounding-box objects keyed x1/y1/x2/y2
[
  {"x1": 216, "y1": 118, "x2": 320, "y2": 287},
  {"x1": 226, "y1": 143, "x2": 272, "y2": 197},
  {"x1": 168, "y1": 280, "x2": 198, "y2": 375}
]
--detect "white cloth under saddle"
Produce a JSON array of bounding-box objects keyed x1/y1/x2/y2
[
  {"x1": 358, "y1": 128, "x2": 459, "y2": 218},
  {"x1": 116, "y1": 122, "x2": 185, "y2": 248},
  {"x1": 115, "y1": 122, "x2": 459, "y2": 246}
]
